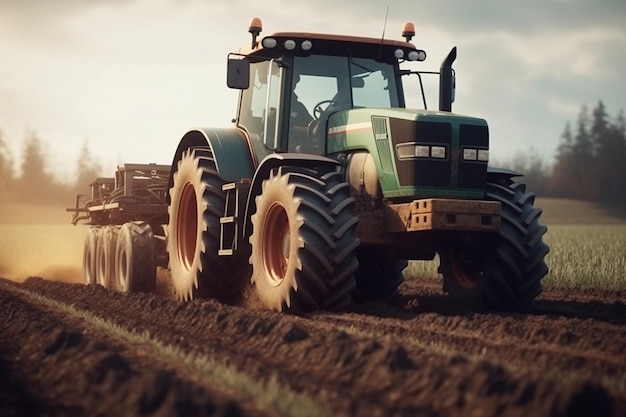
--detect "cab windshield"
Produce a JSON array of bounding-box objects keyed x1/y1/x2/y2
[
  {"x1": 237, "y1": 53, "x2": 401, "y2": 156},
  {"x1": 291, "y1": 54, "x2": 400, "y2": 114}
]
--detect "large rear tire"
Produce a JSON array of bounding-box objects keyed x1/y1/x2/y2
[
  {"x1": 249, "y1": 166, "x2": 359, "y2": 313},
  {"x1": 115, "y1": 221, "x2": 156, "y2": 293},
  {"x1": 96, "y1": 226, "x2": 119, "y2": 289},
  {"x1": 83, "y1": 227, "x2": 100, "y2": 285},
  {"x1": 438, "y1": 178, "x2": 549, "y2": 312},
  {"x1": 167, "y1": 147, "x2": 249, "y2": 302}
]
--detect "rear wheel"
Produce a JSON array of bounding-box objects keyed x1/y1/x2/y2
[
  {"x1": 83, "y1": 227, "x2": 100, "y2": 285},
  {"x1": 249, "y1": 166, "x2": 359, "y2": 313},
  {"x1": 116, "y1": 221, "x2": 156, "y2": 293},
  {"x1": 167, "y1": 147, "x2": 249, "y2": 302},
  {"x1": 438, "y1": 178, "x2": 549, "y2": 312}
]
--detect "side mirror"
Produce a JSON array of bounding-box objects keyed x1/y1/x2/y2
[{"x1": 227, "y1": 54, "x2": 250, "y2": 89}]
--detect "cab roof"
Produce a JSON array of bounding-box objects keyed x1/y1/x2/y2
[
  {"x1": 237, "y1": 18, "x2": 425, "y2": 62},
  {"x1": 240, "y1": 31, "x2": 417, "y2": 55}
]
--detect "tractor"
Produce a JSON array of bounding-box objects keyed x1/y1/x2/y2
[{"x1": 71, "y1": 17, "x2": 549, "y2": 313}]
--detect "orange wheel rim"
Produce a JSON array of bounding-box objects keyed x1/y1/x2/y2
[
  {"x1": 177, "y1": 181, "x2": 198, "y2": 271},
  {"x1": 262, "y1": 202, "x2": 290, "y2": 286},
  {"x1": 450, "y1": 250, "x2": 479, "y2": 289}
]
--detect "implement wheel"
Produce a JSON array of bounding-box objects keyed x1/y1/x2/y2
[
  {"x1": 167, "y1": 147, "x2": 249, "y2": 302},
  {"x1": 438, "y1": 178, "x2": 549, "y2": 312},
  {"x1": 83, "y1": 227, "x2": 100, "y2": 285},
  {"x1": 96, "y1": 226, "x2": 119, "y2": 289},
  {"x1": 249, "y1": 167, "x2": 359, "y2": 313},
  {"x1": 115, "y1": 221, "x2": 156, "y2": 293}
]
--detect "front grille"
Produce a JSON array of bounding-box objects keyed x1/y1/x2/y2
[
  {"x1": 371, "y1": 116, "x2": 394, "y2": 173},
  {"x1": 458, "y1": 124, "x2": 489, "y2": 189},
  {"x1": 389, "y1": 118, "x2": 452, "y2": 187}
]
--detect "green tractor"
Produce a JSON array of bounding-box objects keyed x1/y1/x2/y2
[{"x1": 164, "y1": 17, "x2": 549, "y2": 313}]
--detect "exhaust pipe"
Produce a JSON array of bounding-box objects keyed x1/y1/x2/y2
[{"x1": 439, "y1": 46, "x2": 457, "y2": 112}]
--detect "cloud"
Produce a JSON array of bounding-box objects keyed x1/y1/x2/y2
[{"x1": 0, "y1": 0, "x2": 624, "y2": 177}]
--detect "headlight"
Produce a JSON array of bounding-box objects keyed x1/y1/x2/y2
[
  {"x1": 431, "y1": 146, "x2": 446, "y2": 159},
  {"x1": 396, "y1": 143, "x2": 448, "y2": 160},
  {"x1": 415, "y1": 145, "x2": 430, "y2": 157},
  {"x1": 407, "y1": 50, "x2": 427, "y2": 61},
  {"x1": 463, "y1": 148, "x2": 489, "y2": 162},
  {"x1": 262, "y1": 37, "x2": 277, "y2": 48},
  {"x1": 397, "y1": 144, "x2": 417, "y2": 159},
  {"x1": 463, "y1": 149, "x2": 477, "y2": 160},
  {"x1": 301, "y1": 40, "x2": 313, "y2": 51}
]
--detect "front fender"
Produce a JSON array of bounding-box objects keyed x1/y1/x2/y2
[
  {"x1": 242, "y1": 153, "x2": 341, "y2": 236},
  {"x1": 166, "y1": 128, "x2": 255, "y2": 203},
  {"x1": 486, "y1": 166, "x2": 524, "y2": 183}
]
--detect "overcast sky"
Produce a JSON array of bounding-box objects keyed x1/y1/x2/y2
[{"x1": 1, "y1": 0, "x2": 624, "y2": 180}]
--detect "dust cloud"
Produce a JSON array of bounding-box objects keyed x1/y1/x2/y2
[{"x1": 0, "y1": 202, "x2": 85, "y2": 283}]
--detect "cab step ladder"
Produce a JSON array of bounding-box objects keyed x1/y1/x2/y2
[{"x1": 219, "y1": 180, "x2": 250, "y2": 256}]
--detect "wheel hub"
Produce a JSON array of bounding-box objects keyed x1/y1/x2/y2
[
  {"x1": 262, "y1": 202, "x2": 290, "y2": 287},
  {"x1": 177, "y1": 181, "x2": 198, "y2": 272}
]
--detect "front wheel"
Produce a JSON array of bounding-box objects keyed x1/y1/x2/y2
[
  {"x1": 249, "y1": 167, "x2": 359, "y2": 313},
  {"x1": 438, "y1": 178, "x2": 549, "y2": 312}
]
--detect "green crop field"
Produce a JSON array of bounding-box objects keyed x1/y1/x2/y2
[
  {"x1": 405, "y1": 198, "x2": 626, "y2": 291},
  {"x1": 543, "y1": 225, "x2": 626, "y2": 290}
]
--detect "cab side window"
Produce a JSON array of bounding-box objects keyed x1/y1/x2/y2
[{"x1": 238, "y1": 60, "x2": 282, "y2": 150}]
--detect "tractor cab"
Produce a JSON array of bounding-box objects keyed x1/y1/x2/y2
[{"x1": 227, "y1": 17, "x2": 432, "y2": 161}]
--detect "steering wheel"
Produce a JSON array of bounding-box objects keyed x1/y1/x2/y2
[{"x1": 312, "y1": 99, "x2": 336, "y2": 120}]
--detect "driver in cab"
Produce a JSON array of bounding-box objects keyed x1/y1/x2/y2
[{"x1": 288, "y1": 72, "x2": 317, "y2": 153}]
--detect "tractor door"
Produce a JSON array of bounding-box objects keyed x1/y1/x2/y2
[{"x1": 237, "y1": 59, "x2": 283, "y2": 164}]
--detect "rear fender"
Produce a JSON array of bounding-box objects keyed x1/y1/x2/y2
[
  {"x1": 242, "y1": 153, "x2": 341, "y2": 236},
  {"x1": 166, "y1": 128, "x2": 255, "y2": 204}
]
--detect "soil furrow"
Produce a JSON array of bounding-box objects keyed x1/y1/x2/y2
[
  {"x1": 10, "y1": 277, "x2": 624, "y2": 417},
  {"x1": 0, "y1": 279, "x2": 284, "y2": 417}
]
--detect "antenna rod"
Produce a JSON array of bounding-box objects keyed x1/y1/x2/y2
[
  {"x1": 381, "y1": 5, "x2": 389, "y2": 40},
  {"x1": 378, "y1": 5, "x2": 390, "y2": 59}
]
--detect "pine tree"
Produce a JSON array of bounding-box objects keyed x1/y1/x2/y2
[
  {"x1": 616, "y1": 110, "x2": 626, "y2": 205},
  {"x1": 554, "y1": 102, "x2": 626, "y2": 207},
  {"x1": 75, "y1": 140, "x2": 102, "y2": 198},
  {"x1": 551, "y1": 122, "x2": 578, "y2": 198},
  {"x1": 570, "y1": 105, "x2": 598, "y2": 199},
  {"x1": 590, "y1": 101, "x2": 610, "y2": 151},
  {"x1": 18, "y1": 132, "x2": 53, "y2": 202},
  {"x1": 0, "y1": 130, "x2": 14, "y2": 198}
]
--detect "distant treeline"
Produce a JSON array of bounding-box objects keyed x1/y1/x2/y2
[
  {"x1": 0, "y1": 130, "x2": 101, "y2": 205},
  {"x1": 2, "y1": 101, "x2": 625, "y2": 208},
  {"x1": 552, "y1": 102, "x2": 626, "y2": 205},
  {"x1": 506, "y1": 101, "x2": 626, "y2": 208}
]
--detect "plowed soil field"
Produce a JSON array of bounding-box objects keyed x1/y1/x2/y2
[{"x1": 1, "y1": 276, "x2": 624, "y2": 417}]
